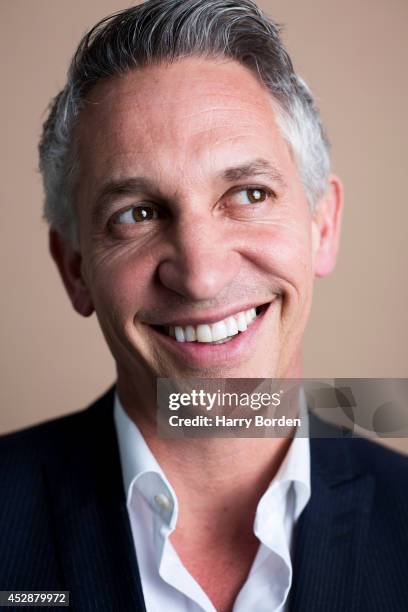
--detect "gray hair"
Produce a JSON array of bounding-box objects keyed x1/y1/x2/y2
[{"x1": 39, "y1": 0, "x2": 331, "y2": 247}]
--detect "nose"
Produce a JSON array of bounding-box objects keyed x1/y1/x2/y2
[{"x1": 157, "y1": 213, "x2": 240, "y2": 301}]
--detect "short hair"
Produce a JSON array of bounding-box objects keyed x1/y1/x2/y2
[{"x1": 39, "y1": 0, "x2": 331, "y2": 247}]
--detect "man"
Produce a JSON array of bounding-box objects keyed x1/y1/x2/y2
[{"x1": 1, "y1": 1, "x2": 407, "y2": 610}]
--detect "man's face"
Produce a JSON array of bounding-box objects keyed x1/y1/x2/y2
[{"x1": 65, "y1": 57, "x2": 339, "y2": 383}]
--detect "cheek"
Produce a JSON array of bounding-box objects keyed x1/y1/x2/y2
[
  {"x1": 87, "y1": 249, "x2": 154, "y2": 321},
  {"x1": 248, "y1": 221, "x2": 314, "y2": 287}
]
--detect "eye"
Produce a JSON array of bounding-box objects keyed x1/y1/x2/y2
[
  {"x1": 112, "y1": 204, "x2": 160, "y2": 225},
  {"x1": 231, "y1": 187, "x2": 272, "y2": 205}
]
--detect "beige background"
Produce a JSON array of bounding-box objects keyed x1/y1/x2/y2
[{"x1": 1, "y1": 0, "x2": 407, "y2": 452}]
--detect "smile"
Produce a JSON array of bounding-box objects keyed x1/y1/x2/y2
[
  {"x1": 168, "y1": 306, "x2": 258, "y2": 344},
  {"x1": 149, "y1": 303, "x2": 271, "y2": 346},
  {"x1": 146, "y1": 301, "x2": 275, "y2": 368}
]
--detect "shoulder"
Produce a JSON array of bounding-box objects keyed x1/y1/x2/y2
[
  {"x1": 309, "y1": 410, "x2": 408, "y2": 477},
  {"x1": 343, "y1": 436, "x2": 408, "y2": 511},
  {"x1": 309, "y1": 414, "x2": 408, "y2": 515},
  {"x1": 0, "y1": 388, "x2": 115, "y2": 588},
  {"x1": 345, "y1": 434, "x2": 408, "y2": 477},
  {"x1": 0, "y1": 386, "x2": 115, "y2": 476}
]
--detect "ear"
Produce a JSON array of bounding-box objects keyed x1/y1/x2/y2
[
  {"x1": 49, "y1": 229, "x2": 94, "y2": 317},
  {"x1": 311, "y1": 174, "x2": 343, "y2": 277}
]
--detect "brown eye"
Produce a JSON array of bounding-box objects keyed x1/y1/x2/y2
[
  {"x1": 114, "y1": 205, "x2": 159, "y2": 224},
  {"x1": 247, "y1": 188, "x2": 266, "y2": 203},
  {"x1": 233, "y1": 188, "x2": 269, "y2": 205},
  {"x1": 131, "y1": 206, "x2": 158, "y2": 222}
]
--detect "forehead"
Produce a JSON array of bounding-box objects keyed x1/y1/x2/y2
[{"x1": 76, "y1": 56, "x2": 293, "y2": 189}]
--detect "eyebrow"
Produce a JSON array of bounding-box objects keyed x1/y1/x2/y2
[
  {"x1": 91, "y1": 157, "x2": 286, "y2": 225},
  {"x1": 220, "y1": 158, "x2": 287, "y2": 187},
  {"x1": 91, "y1": 177, "x2": 157, "y2": 226}
]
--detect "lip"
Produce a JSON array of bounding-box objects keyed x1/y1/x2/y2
[
  {"x1": 145, "y1": 299, "x2": 278, "y2": 369},
  {"x1": 141, "y1": 301, "x2": 271, "y2": 328}
]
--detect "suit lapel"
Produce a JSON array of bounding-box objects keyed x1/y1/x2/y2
[
  {"x1": 290, "y1": 415, "x2": 374, "y2": 612},
  {"x1": 43, "y1": 395, "x2": 374, "y2": 610},
  {"x1": 44, "y1": 387, "x2": 146, "y2": 611}
]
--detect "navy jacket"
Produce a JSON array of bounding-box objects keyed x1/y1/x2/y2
[{"x1": 1, "y1": 387, "x2": 407, "y2": 611}]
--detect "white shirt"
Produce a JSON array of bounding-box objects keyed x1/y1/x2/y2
[{"x1": 114, "y1": 394, "x2": 311, "y2": 612}]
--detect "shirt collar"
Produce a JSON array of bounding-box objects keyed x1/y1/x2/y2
[
  {"x1": 272, "y1": 392, "x2": 311, "y2": 521},
  {"x1": 114, "y1": 393, "x2": 178, "y2": 531},
  {"x1": 114, "y1": 389, "x2": 310, "y2": 526},
  {"x1": 114, "y1": 392, "x2": 166, "y2": 494}
]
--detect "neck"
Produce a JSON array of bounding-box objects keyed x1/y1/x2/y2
[
  {"x1": 116, "y1": 371, "x2": 297, "y2": 534},
  {"x1": 116, "y1": 362, "x2": 302, "y2": 609}
]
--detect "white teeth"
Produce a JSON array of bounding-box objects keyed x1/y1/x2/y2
[
  {"x1": 225, "y1": 316, "x2": 239, "y2": 336},
  {"x1": 174, "y1": 326, "x2": 185, "y2": 342},
  {"x1": 184, "y1": 325, "x2": 196, "y2": 341},
  {"x1": 196, "y1": 324, "x2": 213, "y2": 343},
  {"x1": 167, "y1": 306, "x2": 261, "y2": 343},
  {"x1": 236, "y1": 311, "x2": 248, "y2": 332},
  {"x1": 211, "y1": 321, "x2": 228, "y2": 342}
]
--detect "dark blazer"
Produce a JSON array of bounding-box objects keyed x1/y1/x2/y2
[{"x1": 1, "y1": 387, "x2": 407, "y2": 611}]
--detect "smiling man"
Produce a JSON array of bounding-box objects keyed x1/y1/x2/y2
[{"x1": 1, "y1": 1, "x2": 407, "y2": 611}]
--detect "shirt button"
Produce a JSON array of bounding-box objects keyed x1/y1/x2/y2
[{"x1": 154, "y1": 493, "x2": 171, "y2": 511}]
